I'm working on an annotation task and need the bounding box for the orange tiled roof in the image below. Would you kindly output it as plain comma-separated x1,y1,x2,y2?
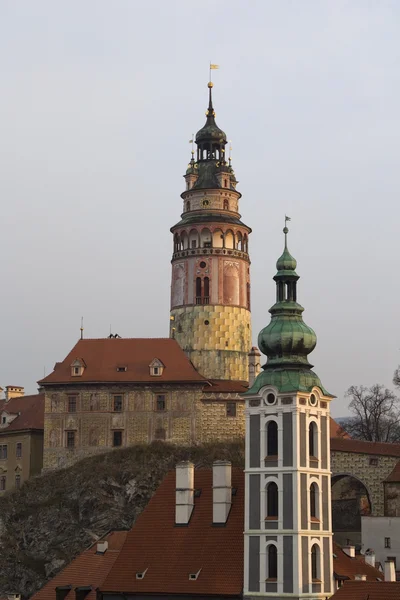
38,338,206,385
330,417,350,439
102,468,244,596
0,393,44,432
331,581,400,599
333,543,382,582
331,437,400,457
31,530,127,600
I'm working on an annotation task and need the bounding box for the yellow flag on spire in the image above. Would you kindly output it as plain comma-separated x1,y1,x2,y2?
210,64,219,69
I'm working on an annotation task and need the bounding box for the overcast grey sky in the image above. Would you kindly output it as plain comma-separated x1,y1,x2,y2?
0,1,399,415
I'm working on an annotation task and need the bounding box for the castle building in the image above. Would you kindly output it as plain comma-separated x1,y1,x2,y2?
170,82,252,381
243,226,335,598
39,82,255,471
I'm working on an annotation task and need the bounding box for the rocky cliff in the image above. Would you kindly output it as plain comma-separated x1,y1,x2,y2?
0,440,245,598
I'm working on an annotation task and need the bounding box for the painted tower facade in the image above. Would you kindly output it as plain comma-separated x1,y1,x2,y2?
244,226,334,599
170,82,251,382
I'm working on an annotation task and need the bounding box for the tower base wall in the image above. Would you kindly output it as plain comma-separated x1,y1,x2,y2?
171,305,251,381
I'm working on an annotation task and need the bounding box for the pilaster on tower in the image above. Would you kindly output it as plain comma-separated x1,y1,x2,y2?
170,82,252,382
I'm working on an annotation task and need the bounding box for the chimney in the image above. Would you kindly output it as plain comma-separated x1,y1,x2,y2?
248,347,261,387
5,386,24,402
354,574,367,581
175,462,194,525
342,545,356,558
385,560,396,582
96,540,108,554
212,460,232,524
364,549,376,568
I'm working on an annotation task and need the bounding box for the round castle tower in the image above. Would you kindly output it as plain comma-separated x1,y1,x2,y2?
169,82,251,381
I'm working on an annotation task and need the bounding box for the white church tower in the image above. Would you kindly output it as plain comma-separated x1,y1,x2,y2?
243,224,335,599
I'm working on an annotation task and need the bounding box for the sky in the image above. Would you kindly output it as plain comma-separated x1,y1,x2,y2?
0,1,399,415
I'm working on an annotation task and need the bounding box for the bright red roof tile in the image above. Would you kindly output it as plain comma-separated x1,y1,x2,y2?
38,338,205,385
333,543,382,581
31,531,127,600
330,417,350,439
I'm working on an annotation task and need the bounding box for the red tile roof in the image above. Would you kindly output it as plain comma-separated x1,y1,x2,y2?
385,460,400,482
331,581,400,599
331,437,400,457
330,417,350,439
333,543,382,582
0,393,44,432
102,468,244,596
31,530,127,600
203,380,249,394
38,339,206,385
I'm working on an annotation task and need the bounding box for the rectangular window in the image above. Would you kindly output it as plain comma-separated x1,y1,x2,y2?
0,476,6,491
156,395,166,411
226,402,237,417
74,367,80,375
68,396,77,413
113,395,123,412
15,474,21,490
16,443,22,459
66,431,75,448
113,431,122,447
385,538,391,549
1,417,6,424
369,457,379,466
0,445,8,460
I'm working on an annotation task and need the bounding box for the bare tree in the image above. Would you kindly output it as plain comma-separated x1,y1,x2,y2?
341,384,400,442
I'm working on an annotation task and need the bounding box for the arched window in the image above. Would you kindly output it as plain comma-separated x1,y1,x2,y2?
223,199,229,210
267,482,278,518
186,200,190,212
224,178,228,187
267,421,278,456
309,422,318,458
311,544,320,580
204,277,210,303
196,278,202,304
310,483,317,518
267,545,278,580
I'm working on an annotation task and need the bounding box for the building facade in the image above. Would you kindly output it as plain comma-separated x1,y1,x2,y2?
243,226,334,598
170,82,252,381
0,388,44,492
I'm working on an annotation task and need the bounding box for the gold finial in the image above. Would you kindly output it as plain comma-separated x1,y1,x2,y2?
208,81,213,88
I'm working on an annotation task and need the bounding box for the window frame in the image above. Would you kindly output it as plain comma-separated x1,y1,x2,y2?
67,395,77,413
66,431,75,449
311,543,321,581
266,481,279,519
266,420,278,457
113,430,123,447
0,445,8,460
385,537,391,549
16,442,22,459
113,395,123,412
266,544,278,580
15,474,21,489
226,402,237,418
156,395,166,411
0,475,6,491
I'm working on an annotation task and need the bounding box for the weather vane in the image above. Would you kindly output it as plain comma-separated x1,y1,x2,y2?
209,62,219,83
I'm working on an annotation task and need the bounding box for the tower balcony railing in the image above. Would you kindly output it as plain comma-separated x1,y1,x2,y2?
172,247,249,261
195,297,210,305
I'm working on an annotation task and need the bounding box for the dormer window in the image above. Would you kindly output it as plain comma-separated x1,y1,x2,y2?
116,366,127,372
71,358,85,377
149,358,165,377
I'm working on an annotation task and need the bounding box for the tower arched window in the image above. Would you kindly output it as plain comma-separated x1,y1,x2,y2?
223,199,229,210
311,544,320,581
204,277,210,303
267,421,278,456
224,178,228,187
310,483,318,519
266,482,278,518
196,277,202,304
186,200,190,212
309,422,318,458
267,544,278,580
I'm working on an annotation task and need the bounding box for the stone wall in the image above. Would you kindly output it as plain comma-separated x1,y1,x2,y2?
331,450,399,517
43,383,245,470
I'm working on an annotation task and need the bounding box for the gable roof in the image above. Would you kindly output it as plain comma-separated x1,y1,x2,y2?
102,468,244,597
38,338,206,385
0,393,44,432
385,459,400,482
330,417,350,439
31,530,127,600
331,437,400,457
333,543,382,582
331,581,400,599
